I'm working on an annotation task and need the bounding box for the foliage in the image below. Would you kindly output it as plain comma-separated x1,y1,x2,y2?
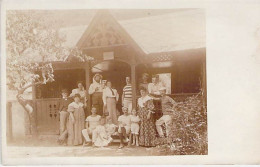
6,10,92,91
156,93,208,155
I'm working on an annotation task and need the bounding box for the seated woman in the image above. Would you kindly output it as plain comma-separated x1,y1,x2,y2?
92,117,113,147
82,107,101,144
118,107,131,149
67,94,85,146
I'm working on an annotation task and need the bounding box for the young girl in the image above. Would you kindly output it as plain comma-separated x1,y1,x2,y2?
130,109,140,146
92,117,113,147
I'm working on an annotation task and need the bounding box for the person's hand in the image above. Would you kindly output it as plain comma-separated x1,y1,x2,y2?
95,87,99,91
147,112,151,120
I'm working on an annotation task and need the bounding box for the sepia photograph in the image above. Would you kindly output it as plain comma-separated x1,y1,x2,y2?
4,8,207,158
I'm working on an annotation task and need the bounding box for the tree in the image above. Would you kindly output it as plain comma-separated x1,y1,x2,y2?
6,10,92,136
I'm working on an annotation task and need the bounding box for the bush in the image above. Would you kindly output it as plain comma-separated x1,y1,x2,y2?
156,93,208,155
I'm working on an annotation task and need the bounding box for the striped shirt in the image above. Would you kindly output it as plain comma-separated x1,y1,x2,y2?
123,85,132,101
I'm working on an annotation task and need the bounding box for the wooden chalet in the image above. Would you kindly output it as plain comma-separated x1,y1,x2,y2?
33,9,206,135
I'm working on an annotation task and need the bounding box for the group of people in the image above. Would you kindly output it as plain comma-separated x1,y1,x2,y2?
57,73,177,149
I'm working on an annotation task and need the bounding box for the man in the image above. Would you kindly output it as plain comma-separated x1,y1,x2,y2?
156,87,177,138
148,74,162,96
122,77,132,114
58,89,73,145
88,73,104,116
82,107,101,145
118,107,131,149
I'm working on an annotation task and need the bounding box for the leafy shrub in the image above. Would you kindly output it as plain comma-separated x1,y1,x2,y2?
156,93,208,155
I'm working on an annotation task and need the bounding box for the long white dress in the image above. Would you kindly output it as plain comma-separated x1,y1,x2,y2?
92,125,113,147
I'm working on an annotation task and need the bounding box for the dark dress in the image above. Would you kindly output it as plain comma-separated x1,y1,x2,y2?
138,96,157,147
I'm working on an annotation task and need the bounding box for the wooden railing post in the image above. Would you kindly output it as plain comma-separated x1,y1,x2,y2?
85,62,91,116
131,64,137,109
6,102,13,143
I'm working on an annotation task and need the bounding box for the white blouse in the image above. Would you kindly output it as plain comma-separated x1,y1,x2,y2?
102,87,119,105
138,95,152,108
68,102,84,112
70,88,86,98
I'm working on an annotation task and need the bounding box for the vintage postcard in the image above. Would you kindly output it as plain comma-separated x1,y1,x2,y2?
1,0,260,165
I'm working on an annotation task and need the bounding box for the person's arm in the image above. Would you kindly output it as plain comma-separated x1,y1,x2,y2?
147,83,152,94
122,89,125,103
85,120,89,129
115,89,119,102
88,84,95,95
67,104,75,123
102,89,107,106
70,89,77,97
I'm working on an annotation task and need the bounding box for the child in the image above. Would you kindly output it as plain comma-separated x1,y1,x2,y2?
118,107,131,149
105,117,118,136
82,107,101,144
130,109,140,146
92,117,113,147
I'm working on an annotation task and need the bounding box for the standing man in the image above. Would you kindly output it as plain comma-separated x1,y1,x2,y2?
122,76,132,114
58,89,73,145
88,73,104,116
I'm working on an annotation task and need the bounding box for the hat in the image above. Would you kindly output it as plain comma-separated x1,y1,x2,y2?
93,73,103,79
122,106,128,110
159,87,167,91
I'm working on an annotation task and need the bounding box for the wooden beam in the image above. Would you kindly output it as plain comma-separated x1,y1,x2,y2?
131,64,137,109
85,62,91,116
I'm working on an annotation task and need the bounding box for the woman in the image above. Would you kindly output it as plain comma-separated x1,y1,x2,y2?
70,81,87,106
102,81,119,125
67,94,86,146
137,87,157,147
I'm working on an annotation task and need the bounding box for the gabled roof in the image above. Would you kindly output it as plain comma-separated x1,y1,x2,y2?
76,10,145,57
59,9,205,55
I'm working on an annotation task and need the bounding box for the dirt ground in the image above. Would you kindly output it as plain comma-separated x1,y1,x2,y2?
6,144,165,158
5,135,167,158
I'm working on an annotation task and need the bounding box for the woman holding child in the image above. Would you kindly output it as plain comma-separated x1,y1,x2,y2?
137,87,157,147
67,93,86,146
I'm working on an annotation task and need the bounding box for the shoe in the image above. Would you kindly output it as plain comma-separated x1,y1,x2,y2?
124,138,129,143
118,144,124,149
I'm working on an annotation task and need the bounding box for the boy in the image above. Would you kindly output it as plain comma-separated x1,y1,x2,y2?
58,89,73,145
156,87,177,137
82,107,101,144
118,107,131,149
